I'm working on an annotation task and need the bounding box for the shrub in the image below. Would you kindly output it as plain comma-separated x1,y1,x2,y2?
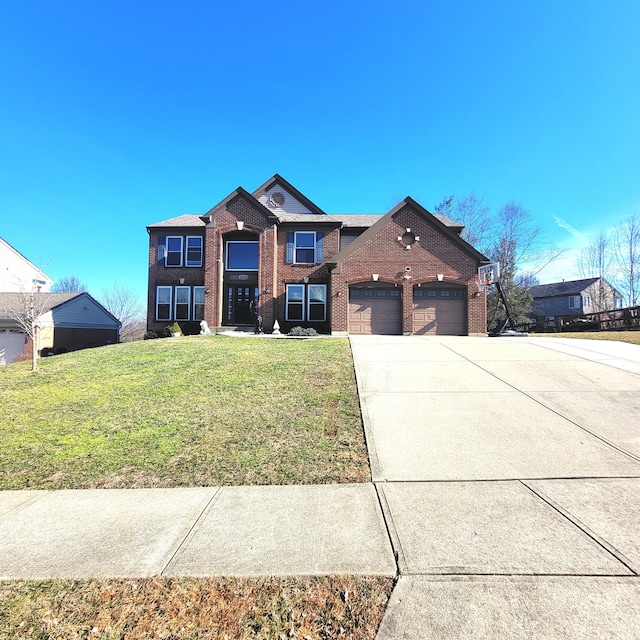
143,331,158,340
288,326,319,337
169,322,183,336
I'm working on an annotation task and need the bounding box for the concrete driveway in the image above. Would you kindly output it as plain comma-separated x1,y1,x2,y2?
349,335,640,639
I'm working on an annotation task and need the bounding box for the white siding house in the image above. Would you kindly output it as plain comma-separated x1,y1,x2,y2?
0,237,53,292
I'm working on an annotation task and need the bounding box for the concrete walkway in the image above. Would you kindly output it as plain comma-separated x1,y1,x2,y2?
1,335,639,638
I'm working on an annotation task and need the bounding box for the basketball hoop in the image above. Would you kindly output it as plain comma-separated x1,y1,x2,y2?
478,263,500,290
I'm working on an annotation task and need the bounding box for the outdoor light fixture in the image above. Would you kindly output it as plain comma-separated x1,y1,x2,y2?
179,278,185,284
236,221,244,230
303,276,309,283
372,274,379,281
437,274,444,281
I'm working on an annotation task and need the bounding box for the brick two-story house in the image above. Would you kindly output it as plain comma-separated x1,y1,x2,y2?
146,175,489,336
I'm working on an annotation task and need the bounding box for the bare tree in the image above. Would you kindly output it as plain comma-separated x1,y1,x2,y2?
486,202,553,330
99,282,146,342
577,229,613,311
434,194,455,217
516,271,540,288
455,193,493,254
4,286,51,371
615,215,640,306
51,275,88,293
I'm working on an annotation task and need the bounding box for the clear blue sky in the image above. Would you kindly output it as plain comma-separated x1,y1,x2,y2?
1,0,639,305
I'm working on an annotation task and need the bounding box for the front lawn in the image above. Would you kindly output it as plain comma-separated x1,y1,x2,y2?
0,576,394,639
534,330,640,346
0,336,369,489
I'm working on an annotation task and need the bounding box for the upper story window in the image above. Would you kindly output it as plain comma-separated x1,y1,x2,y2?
286,231,324,264
166,237,183,266
582,295,591,309
295,232,316,264
185,236,203,267
568,295,581,310
226,241,259,271
157,236,203,268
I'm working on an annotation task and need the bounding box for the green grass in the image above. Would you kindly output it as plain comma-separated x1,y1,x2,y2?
534,330,640,346
0,336,369,489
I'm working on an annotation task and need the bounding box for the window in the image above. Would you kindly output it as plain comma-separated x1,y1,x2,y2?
166,237,183,267
286,231,324,264
226,241,259,270
582,295,591,309
294,232,316,263
286,284,327,322
569,295,581,309
156,286,172,321
286,284,305,321
175,286,191,321
308,285,327,321
186,237,203,267
193,286,205,321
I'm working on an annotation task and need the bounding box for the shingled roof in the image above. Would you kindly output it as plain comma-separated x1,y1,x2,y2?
528,278,600,298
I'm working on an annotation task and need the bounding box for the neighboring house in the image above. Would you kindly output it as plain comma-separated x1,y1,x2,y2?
0,237,52,292
528,277,623,329
0,292,121,365
147,174,489,336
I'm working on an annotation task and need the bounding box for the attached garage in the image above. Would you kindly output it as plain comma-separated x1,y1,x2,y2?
0,329,26,365
412,286,466,335
349,285,402,335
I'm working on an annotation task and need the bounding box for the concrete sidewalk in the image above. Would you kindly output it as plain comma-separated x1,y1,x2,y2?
349,335,640,639
1,335,639,638
0,484,395,580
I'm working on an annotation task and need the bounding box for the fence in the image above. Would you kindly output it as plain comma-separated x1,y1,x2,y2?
530,305,640,333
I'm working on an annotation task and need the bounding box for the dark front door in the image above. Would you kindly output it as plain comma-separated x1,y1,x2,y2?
227,285,254,325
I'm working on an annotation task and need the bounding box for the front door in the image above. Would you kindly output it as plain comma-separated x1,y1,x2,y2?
227,285,254,325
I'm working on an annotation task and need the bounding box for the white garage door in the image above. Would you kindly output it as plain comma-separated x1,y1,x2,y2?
349,286,402,335
412,287,466,335
0,330,26,365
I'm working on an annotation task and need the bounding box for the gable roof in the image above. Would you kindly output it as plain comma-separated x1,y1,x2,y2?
528,278,601,298
252,174,325,214
146,176,469,233
0,292,121,327
329,196,488,265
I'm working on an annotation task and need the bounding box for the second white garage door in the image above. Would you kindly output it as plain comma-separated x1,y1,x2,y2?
412,287,466,335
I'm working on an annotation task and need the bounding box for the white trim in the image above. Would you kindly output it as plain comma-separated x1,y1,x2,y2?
293,231,316,264
225,240,259,271
156,286,172,321
307,284,327,322
286,284,305,321
165,236,183,267
185,236,203,267
193,286,205,321
174,286,191,321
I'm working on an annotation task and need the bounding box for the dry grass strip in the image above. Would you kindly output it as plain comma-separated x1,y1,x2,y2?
0,576,394,639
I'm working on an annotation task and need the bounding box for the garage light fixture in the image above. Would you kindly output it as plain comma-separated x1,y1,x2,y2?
437,273,444,281
372,274,379,281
